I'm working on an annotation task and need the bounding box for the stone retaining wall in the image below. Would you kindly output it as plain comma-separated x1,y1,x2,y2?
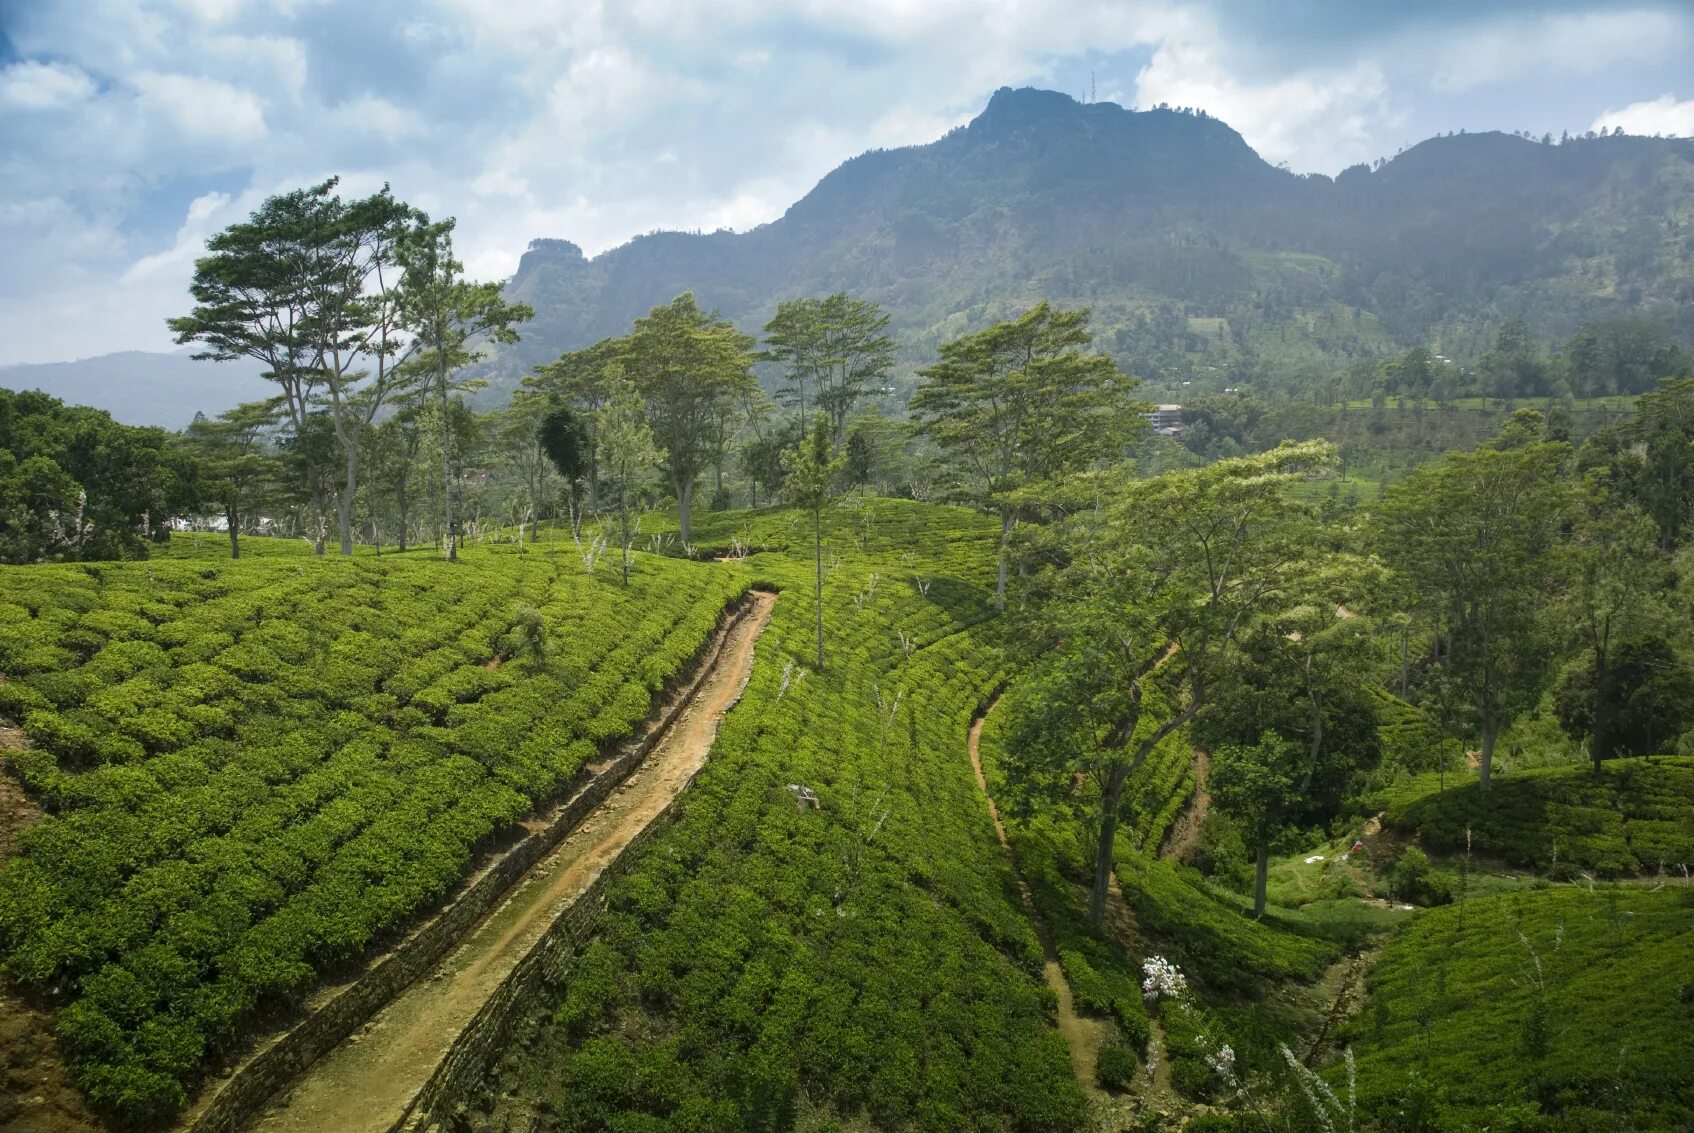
183,592,756,1133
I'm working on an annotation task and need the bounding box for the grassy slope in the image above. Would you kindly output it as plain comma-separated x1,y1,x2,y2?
476,499,1088,1131
0,544,745,1119
1345,886,1694,1131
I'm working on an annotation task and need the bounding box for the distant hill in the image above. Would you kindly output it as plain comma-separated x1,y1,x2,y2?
486,86,1694,400
0,351,271,429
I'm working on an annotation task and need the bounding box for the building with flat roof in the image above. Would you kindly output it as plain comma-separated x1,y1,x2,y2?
1143,404,1183,434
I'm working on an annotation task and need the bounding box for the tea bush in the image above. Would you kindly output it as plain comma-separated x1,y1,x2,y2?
1346,885,1694,1130
1385,757,1694,875
0,545,744,1120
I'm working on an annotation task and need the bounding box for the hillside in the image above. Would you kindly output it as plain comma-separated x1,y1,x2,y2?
0,354,270,429
488,87,1694,399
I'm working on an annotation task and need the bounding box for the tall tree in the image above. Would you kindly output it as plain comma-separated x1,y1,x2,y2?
763,293,897,447
783,418,843,671
171,178,422,556
526,337,621,509
169,181,333,552
1376,441,1573,789
622,293,756,545
1005,442,1335,926
397,219,532,562
597,376,663,586
911,302,1141,609
1559,493,1667,772
537,401,592,537
1208,732,1306,918
181,399,284,559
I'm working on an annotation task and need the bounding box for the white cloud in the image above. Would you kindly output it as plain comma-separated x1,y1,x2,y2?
134,72,267,142
0,61,98,110
1134,24,1396,170
334,94,427,139
1427,9,1690,94
1593,94,1694,138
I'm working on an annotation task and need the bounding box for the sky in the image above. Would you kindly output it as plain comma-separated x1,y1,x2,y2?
2,0,1693,365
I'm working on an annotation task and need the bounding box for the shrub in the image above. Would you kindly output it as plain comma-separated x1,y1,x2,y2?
1095,1041,1138,1092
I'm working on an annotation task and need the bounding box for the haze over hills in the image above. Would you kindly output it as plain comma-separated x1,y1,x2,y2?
0,351,270,429
489,85,1694,398
10,86,1694,422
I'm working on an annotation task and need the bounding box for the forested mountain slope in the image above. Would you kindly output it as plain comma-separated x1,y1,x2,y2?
489,86,1694,398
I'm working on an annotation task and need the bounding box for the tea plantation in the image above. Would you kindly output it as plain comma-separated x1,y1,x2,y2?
1345,885,1694,1131
474,500,1089,1131
0,545,746,1119
1385,757,1694,875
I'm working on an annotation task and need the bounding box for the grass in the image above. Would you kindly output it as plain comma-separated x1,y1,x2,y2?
1344,885,1694,1131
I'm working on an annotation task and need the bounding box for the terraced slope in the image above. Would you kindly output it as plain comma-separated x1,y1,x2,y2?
471,500,1089,1131
0,548,745,1122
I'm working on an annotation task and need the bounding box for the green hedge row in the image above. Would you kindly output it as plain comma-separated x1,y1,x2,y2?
1386,757,1694,875
477,505,1089,1131
0,546,743,1121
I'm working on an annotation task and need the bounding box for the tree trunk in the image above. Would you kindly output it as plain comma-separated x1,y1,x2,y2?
337,468,356,557
1253,842,1269,918
308,464,327,556
396,481,409,552
1479,717,1500,791
619,499,630,586
1090,762,1130,928
227,506,240,560
438,362,456,563
814,506,825,671
1591,654,1612,776
995,507,1013,612
677,477,694,545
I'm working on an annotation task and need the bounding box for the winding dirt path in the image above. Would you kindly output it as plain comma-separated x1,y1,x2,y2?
1158,750,1211,865
966,702,1105,1098
241,591,776,1133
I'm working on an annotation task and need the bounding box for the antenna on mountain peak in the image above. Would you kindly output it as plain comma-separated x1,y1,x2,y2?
1089,71,1096,104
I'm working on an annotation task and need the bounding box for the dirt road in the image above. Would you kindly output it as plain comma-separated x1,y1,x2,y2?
966,703,1106,1098
241,591,775,1133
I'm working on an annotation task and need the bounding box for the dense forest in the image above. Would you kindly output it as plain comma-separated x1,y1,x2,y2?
3,104,1694,1133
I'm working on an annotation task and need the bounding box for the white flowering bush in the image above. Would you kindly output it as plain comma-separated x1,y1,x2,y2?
1141,953,1189,1002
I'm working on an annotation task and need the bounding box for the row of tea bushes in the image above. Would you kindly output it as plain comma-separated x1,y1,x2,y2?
476,509,1090,1131
0,547,744,1120
1385,756,1694,875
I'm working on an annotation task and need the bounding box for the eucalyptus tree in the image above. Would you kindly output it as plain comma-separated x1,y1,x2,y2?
537,401,591,537
1005,442,1336,927
911,302,1141,609
597,376,663,586
526,337,622,509
763,293,896,447
397,218,532,562
1376,441,1573,789
621,293,756,545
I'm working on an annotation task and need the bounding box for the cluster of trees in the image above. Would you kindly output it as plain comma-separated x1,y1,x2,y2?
0,389,196,563
170,178,532,560
1000,382,1694,926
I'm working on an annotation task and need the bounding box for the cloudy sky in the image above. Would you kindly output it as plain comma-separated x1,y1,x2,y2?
3,0,1693,365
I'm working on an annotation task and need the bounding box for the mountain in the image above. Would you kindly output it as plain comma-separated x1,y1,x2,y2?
490,86,1694,398
0,351,272,428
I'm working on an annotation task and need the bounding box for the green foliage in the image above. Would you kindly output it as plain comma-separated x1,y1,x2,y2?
0,388,197,563
0,545,742,1118
1385,756,1694,875
1096,1041,1138,1092
1346,887,1694,1131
